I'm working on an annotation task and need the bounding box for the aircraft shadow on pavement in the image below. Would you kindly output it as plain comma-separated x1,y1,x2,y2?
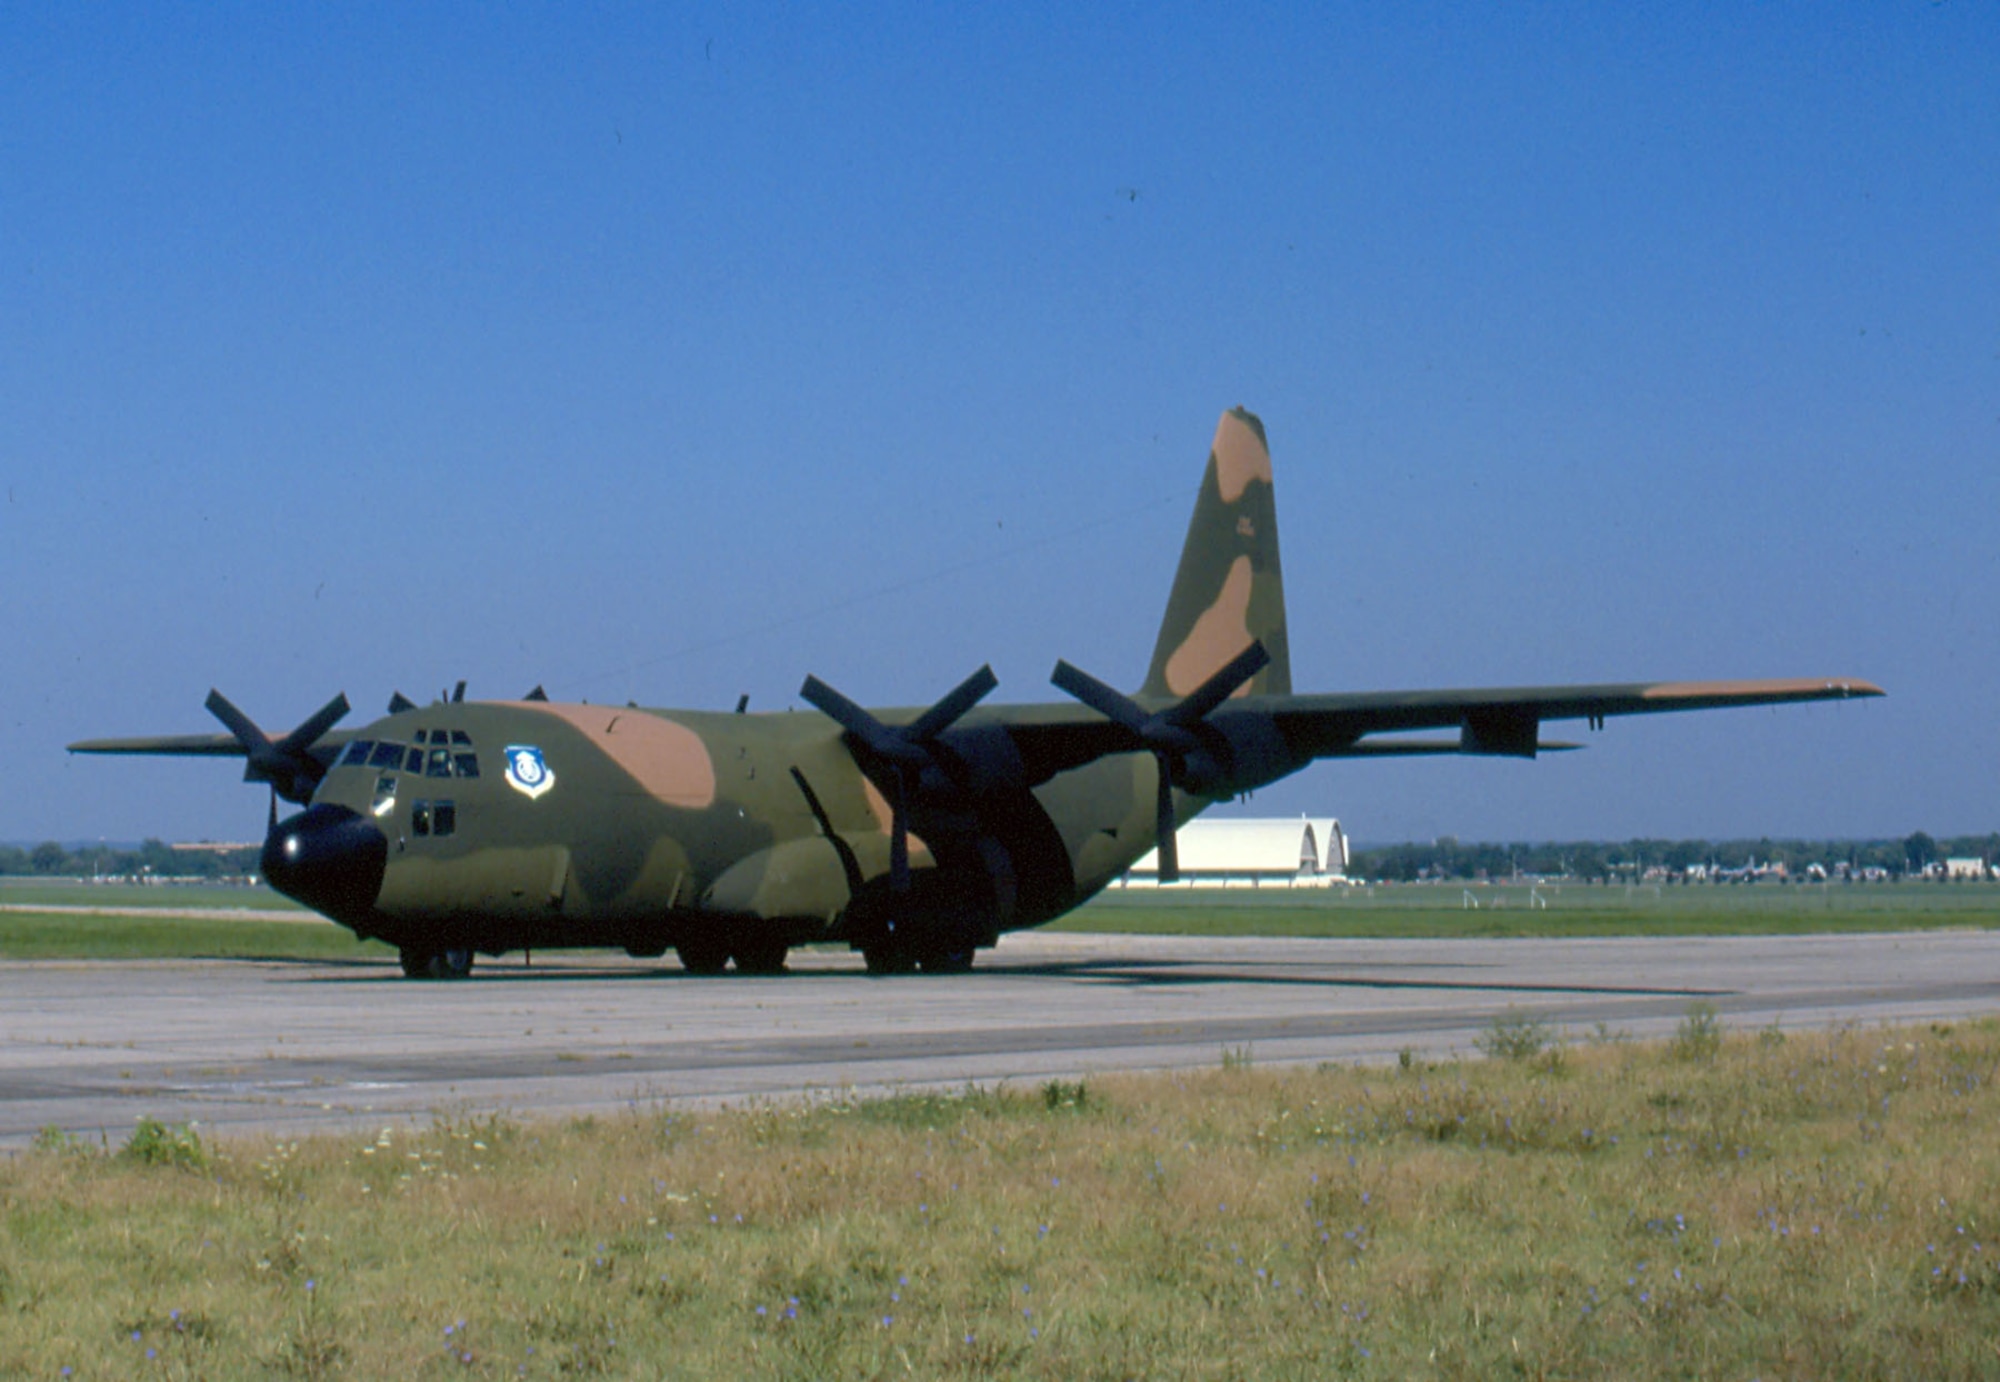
976,957,1728,999
273,953,1727,999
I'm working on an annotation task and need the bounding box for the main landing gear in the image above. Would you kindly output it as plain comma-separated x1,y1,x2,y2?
400,947,473,980
674,937,790,975
860,943,975,976
730,937,790,975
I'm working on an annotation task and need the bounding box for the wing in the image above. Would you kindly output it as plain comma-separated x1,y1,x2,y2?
67,731,357,765
986,676,1883,784
68,689,358,805
1257,677,1884,759
67,732,253,758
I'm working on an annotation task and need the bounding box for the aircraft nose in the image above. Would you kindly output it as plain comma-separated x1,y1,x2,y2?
262,804,388,921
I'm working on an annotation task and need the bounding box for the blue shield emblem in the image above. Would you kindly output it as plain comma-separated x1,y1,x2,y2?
503,745,556,800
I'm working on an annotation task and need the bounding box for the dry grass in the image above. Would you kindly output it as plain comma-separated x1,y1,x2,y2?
6,1017,2000,1377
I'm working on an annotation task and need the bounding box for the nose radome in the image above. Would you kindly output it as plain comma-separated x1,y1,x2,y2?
262,804,388,922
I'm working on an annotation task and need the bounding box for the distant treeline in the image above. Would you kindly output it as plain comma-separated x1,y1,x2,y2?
0,840,262,880
6,833,1996,886
1350,831,1997,883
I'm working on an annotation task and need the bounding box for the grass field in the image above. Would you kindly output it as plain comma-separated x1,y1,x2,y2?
0,879,307,911
0,878,387,961
4,878,1999,962
1059,880,2000,939
6,1016,2000,1377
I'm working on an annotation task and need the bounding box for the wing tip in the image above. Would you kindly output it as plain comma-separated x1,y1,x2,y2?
1642,677,1885,704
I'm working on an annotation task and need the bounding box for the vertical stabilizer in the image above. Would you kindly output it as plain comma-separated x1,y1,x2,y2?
1140,407,1291,699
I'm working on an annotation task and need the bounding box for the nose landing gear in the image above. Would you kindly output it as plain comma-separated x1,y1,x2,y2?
399,947,473,980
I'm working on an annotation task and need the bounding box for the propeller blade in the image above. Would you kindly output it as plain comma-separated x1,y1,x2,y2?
277,694,351,757
524,685,549,702
452,680,467,703
1050,660,1150,734
799,675,918,764
907,664,998,742
1154,763,1179,883
888,768,911,892
204,689,271,758
1051,643,1270,855
802,667,1004,894
205,689,348,806
388,691,417,714
799,673,870,733
1163,641,1270,727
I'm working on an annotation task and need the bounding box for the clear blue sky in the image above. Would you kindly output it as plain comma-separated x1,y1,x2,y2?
4,5,1993,846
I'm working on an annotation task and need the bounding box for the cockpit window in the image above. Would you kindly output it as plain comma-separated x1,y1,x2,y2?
404,747,424,773
367,742,404,769
454,753,480,778
411,800,457,838
427,747,454,778
451,730,472,746
342,740,375,767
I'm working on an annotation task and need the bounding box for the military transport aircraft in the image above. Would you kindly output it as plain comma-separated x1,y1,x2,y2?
72,409,1882,979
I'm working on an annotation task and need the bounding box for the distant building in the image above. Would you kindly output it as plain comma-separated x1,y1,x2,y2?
1117,817,1351,889
1945,857,1990,881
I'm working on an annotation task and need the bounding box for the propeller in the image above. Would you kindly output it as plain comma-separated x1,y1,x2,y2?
1049,641,1270,883
799,665,999,892
387,691,417,714
204,689,351,807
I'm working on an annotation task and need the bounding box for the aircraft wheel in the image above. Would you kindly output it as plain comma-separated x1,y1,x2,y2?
731,940,789,975
429,948,474,980
676,939,730,976
917,947,975,975
399,948,432,979
861,945,917,976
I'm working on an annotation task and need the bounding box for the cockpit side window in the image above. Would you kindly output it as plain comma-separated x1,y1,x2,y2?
342,741,376,767
367,742,404,769
427,747,454,778
404,747,424,773
453,753,480,778
410,800,457,838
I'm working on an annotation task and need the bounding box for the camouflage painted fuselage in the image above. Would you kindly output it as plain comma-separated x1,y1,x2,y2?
301,696,1190,960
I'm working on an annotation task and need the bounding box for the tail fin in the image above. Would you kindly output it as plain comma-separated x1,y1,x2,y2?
1141,407,1292,699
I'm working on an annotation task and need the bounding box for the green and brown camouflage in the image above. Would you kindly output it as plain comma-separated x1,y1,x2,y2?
1142,406,1290,700
71,408,1884,979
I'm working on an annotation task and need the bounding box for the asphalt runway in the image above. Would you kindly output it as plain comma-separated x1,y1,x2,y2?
3,930,1996,1148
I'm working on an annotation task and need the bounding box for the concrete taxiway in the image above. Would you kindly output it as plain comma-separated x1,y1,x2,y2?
2,930,1994,1147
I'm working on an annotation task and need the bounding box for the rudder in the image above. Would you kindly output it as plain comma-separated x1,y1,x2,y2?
1141,407,1291,699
